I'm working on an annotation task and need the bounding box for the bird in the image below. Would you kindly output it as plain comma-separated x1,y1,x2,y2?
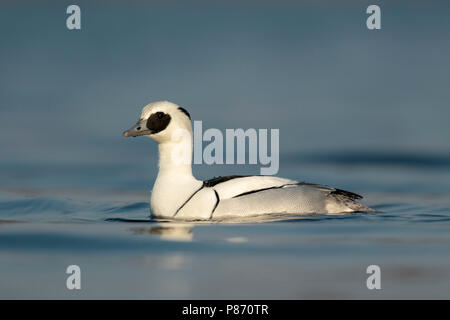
123,101,377,220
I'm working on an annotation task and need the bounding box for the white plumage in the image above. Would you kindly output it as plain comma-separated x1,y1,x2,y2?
123,101,376,220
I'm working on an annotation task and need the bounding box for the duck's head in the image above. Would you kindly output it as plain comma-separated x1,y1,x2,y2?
123,101,192,143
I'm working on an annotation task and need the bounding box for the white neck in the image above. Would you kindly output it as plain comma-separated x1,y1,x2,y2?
157,139,194,176
151,135,202,217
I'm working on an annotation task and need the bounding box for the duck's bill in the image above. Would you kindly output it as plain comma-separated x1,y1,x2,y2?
123,121,153,137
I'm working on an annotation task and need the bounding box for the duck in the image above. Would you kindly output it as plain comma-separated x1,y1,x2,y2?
123,101,376,220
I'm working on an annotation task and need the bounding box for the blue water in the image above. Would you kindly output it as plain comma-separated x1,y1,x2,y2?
1,1,450,299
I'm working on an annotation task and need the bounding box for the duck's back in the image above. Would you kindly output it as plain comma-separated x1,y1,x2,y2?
173,175,375,220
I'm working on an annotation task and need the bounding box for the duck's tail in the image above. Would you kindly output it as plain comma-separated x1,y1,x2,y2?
327,189,381,213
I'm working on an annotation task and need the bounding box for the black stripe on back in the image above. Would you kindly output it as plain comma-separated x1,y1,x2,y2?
232,183,298,198
203,175,249,188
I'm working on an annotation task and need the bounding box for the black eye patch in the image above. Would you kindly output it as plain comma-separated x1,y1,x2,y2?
146,112,171,133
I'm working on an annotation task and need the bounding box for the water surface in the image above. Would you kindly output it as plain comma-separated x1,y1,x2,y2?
1,0,450,299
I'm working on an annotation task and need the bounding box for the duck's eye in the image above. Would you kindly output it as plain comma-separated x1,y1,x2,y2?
146,112,171,134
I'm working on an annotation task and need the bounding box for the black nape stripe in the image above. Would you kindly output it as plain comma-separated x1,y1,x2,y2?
210,190,220,219
178,107,191,119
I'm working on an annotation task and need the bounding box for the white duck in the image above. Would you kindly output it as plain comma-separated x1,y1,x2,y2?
123,101,376,220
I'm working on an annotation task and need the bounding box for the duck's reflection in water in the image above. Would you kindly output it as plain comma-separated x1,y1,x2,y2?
129,223,194,242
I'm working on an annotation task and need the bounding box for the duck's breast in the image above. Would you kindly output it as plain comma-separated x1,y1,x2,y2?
175,187,218,220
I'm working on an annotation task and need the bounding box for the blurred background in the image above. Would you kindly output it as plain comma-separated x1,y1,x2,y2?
1,0,450,299
1,0,449,192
